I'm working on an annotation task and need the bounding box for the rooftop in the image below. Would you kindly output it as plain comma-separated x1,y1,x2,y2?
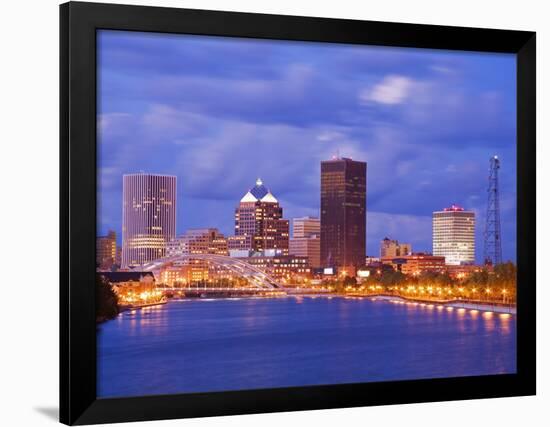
240,178,278,203
444,204,465,212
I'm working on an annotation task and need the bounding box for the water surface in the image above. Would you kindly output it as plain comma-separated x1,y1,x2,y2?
98,296,516,398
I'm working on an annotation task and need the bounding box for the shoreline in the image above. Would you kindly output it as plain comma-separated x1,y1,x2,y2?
113,293,516,315
360,294,516,314
119,299,168,312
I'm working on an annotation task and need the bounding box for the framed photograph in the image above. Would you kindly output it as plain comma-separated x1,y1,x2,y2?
60,1,536,425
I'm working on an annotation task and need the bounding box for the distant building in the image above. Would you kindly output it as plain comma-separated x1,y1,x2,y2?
433,204,475,265
167,228,228,257
382,253,446,276
99,271,156,298
445,264,484,279
121,173,177,268
227,235,253,254
158,266,187,287
320,157,367,270
231,178,289,255
380,237,411,258
158,264,215,286
289,236,321,268
240,254,310,281
293,216,320,238
115,247,122,267
365,256,380,265
165,228,228,284
97,230,117,270
289,216,321,268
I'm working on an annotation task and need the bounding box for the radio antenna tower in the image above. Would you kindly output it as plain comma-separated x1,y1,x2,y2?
483,155,503,266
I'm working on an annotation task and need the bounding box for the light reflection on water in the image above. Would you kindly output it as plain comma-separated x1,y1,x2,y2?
98,296,516,398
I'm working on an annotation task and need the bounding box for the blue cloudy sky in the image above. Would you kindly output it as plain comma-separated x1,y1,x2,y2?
97,30,517,263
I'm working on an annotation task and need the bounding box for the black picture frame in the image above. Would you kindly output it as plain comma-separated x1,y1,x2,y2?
60,1,536,425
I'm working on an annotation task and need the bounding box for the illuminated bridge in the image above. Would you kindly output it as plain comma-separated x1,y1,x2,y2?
141,253,282,289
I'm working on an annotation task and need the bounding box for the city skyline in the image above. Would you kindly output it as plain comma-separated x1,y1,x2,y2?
98,30,517,263
103,160,511,264
107,168,488,268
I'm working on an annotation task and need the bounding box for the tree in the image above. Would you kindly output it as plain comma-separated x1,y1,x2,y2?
492,262,517,285
343,276,357,286
379,270,406,286
96,275,119,323
466,269,489,286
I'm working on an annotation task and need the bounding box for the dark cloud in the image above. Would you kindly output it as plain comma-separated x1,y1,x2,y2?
97,30,517,263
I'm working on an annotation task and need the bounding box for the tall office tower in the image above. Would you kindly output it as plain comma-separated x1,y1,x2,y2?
320,157,367,271
483,155,503,265
380,237,412,258
229,178,289,255
290,217,321,268
432,204,475,265
293,216,320,238
121,173,177,268
96,230,117,270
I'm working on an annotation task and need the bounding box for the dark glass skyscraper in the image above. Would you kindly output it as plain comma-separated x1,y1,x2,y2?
320,157,367,272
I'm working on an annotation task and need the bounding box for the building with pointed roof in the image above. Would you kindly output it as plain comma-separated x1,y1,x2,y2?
239,178,279,204
228,178,289,255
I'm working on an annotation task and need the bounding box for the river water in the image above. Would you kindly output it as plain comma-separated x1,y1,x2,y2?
97,296,516,398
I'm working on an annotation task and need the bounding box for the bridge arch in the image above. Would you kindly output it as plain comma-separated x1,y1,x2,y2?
141,254,281,289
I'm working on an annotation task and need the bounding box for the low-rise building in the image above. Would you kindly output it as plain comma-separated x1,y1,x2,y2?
445,264,484,279
365,256,381,265
382,253,446,276
167,228,228,256
380,237,412,258
227,235,253,254
97,230,117,270
165,228,228,283
289,235,321,268
99,271,156,301
239,254,310,281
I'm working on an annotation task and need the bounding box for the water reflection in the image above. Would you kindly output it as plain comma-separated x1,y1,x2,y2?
98,297,516,398
499,313,512,334
482,311,495,332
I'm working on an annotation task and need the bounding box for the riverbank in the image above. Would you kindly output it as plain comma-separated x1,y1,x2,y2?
354,294,516,314
119,299,167,312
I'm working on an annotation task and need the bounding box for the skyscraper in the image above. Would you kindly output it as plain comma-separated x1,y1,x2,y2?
228,178,289,255
432,204,475,265
320,157,367,271
121,173,177,268
289,217,321,268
